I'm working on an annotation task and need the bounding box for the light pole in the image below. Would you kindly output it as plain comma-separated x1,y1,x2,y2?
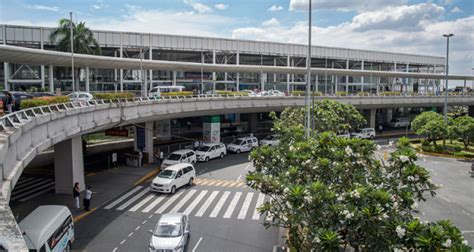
304,0,312,138
442,33,453,126
69,12,75,92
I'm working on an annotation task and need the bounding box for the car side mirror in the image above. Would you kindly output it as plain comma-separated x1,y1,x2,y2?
149,230,153,235
184,230,189,234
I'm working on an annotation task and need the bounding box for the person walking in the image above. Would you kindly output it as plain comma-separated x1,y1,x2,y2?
83,186,95,211
187,121,192,131
73,182,80,209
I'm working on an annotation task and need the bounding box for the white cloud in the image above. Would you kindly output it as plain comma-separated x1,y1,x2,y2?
92,5,101,10
289,0,405,12
27,4,59,12
184,0,213,13
450,6,462,13
262,18,280,26
214,4,229,10
268,5,284,12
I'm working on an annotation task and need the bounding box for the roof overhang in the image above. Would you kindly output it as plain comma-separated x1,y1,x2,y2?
0,45,473,81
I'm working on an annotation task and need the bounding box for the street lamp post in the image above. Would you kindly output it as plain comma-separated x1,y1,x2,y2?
442,33,453,126
69,12,75,92
305,0,312,138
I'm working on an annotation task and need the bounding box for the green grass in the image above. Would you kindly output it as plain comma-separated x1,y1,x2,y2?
412,139,474,158
83,132,131,144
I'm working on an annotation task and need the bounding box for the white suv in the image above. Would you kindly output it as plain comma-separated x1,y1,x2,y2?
259,134,280,146
195,143,227,162
227,136,259,154
161,149,196,169
151,163,196,194
351,128,376,139
388,118,410,128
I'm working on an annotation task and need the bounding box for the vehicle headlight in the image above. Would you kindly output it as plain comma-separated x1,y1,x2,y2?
174,244,183,251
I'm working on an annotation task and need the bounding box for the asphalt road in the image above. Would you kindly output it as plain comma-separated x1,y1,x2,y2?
73,152,278,252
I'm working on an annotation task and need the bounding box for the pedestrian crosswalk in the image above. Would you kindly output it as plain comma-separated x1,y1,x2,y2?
103,186,268,221
10,176,55,202
193,178,247,188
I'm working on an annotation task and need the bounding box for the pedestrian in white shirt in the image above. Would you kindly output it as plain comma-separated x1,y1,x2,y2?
83,186,95,211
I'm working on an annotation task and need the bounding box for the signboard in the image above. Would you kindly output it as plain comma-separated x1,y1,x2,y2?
136,127,145,151
105,128,129,137
203,115,220,143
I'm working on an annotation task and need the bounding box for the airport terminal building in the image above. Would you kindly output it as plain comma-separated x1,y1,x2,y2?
1,24,445,94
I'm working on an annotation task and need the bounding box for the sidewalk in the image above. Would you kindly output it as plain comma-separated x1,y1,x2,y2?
10,164,159,223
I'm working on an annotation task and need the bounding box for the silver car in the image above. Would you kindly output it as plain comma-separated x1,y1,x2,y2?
149,213,190,252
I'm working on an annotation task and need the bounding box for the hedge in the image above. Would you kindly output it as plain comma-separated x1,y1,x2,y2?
215,91,249,96
380,91,402,96
160,91,194,97
20,96,70,109
290,91,322,96
357,92,370,96
93,92,135,100
335,91,348,96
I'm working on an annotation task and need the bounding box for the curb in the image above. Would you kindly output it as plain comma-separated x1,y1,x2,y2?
416,149,474,161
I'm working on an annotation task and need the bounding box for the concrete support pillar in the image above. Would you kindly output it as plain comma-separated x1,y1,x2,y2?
369,108,376,129
172,71,177,86
40,65,45,90
248,113,258,133
273,58,277,86
212,50,216,91
361,60,365,93
469,106,474,117
287,55,290,93
315,75,319,92
85,66,90,93
406,63,409,93
120,32,124,92
143,70,148,97
224,55,228,82
149,40,153,92
49,65,54,94
236,50,240,91
40,27,45,90
145,121,154,164
156,120,171,141
346,59,349,93
203,115,220,143
3,62,9,91
54,137,85,194
114,51,118,82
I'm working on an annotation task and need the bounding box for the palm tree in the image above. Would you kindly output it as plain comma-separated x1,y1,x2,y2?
49,19,101,91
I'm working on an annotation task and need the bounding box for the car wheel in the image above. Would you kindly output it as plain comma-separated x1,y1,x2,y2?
236,149,241,154
220,153,224,159
188,178,194,186
171,186,176,194
370,135,374,140
205,157,209,162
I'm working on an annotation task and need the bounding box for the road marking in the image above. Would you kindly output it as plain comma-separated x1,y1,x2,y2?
11,181,54,201
155,191,184,214
18,183,56,202
209,191,230,218
236,175,242,181
142,195,166,213
149,214,154,219
195,191,219,217
128,232,134,237
129,194,154,212
116,187,150,211
227,181,240,187
238,192,254,219
170,190,197,213
223,192,242,219
120,239,126,245
207,180,221,186
142,220,147,224
252,193,266,220
245,163,251,170
112,247,118,252
135,226,141,231
192,237,203,252
183,190,208,215
221,181,233,187
104,186,143,209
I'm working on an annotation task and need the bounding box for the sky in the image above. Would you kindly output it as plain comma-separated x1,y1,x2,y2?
0,0,473,78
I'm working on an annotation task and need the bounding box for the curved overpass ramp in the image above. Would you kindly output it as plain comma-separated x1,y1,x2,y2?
0,94,473,250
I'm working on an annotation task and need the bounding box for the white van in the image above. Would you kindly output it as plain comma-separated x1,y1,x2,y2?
195,143,227,162
351,128,376,139
19,205,74,252
151,163,196,194
149,86,185,98
388,118,410,128
227,136,258,154
161,149,196,169
259,134,280,146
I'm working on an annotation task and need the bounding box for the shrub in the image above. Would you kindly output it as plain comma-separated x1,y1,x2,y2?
420,139,430,147
93,92,135,100
160,91,194,97
215,91,249,96
335,91,348,96
357,92,370,96
20,95,70,109
380,91,401,96
290,91,322,96
454,151,474,158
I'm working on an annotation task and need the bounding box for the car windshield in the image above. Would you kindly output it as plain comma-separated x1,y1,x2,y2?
167,154,182,160
264,135,274,140
158,170,176,179
235,140,245,145
353,130,362,133
154,223,182,237
197,146,210,152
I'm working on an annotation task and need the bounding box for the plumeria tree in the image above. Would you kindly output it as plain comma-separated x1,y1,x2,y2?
411,111,448,146
247,102,470,251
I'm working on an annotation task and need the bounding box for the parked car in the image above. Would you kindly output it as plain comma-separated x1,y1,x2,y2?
195,143,227,162
67,92,93,102
351,128,376,139
161,149,196,169
260,134,280,146
336,131,351,138
149,213,190,252
388,118,410,128
227,136,258,154
151,163,196,194
266,90,285,97
31,92,55,97
241,89,257,96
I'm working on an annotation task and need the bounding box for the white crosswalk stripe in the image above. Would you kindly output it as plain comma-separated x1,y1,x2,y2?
209,191,230,218
129,194,155,212
155,191,184,214
252,193,266,220
11,179,53,196
223,192,242,219
11,181,55,202
142,195,167,213
104,186,143,209
169,190,197,213
195,191,219,217
237,192,254,219
183,190,208,215
117,187,151,211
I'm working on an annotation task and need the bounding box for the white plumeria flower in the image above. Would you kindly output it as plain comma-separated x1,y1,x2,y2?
442,239,452,248
462,240,468,245
396,226,406,238
314,237,321,243
399,155,409,162
345,146,353,156
304,195,312,203
289,145,295,152
376,145,382,150
283,187,290,194
407,176,415,182
382,213,389,219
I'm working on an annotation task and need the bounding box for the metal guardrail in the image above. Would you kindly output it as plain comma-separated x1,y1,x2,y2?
0,93,472,132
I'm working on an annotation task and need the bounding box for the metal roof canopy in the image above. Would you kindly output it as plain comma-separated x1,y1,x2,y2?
0,45,473,81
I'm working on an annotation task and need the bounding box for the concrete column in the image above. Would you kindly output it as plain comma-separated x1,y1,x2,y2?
236,50,240,91
212,51,216,92
369,108,376,129
331,61,335,94
405,63,409,93
120,32,124,92
469,106,474,117
156,120,171,141
172,71,177,86
145,121,154,164
203,115,220,143
54,137,85,194
273,58,277,86
3,62,9,91
346,59,349,93
114,51,118,81
40,27,45,90
143,70,148,97
315,75,319,92
248,113,258,133
287,55,290,93
224,55,228,82
40,66,45,90
149,38,153,92
361,60,365,93
85,66,90,93
49,65,54,93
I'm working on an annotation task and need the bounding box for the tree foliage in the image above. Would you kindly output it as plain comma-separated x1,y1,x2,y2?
411,112,448,146
452,115,474,149
247,103,471,251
